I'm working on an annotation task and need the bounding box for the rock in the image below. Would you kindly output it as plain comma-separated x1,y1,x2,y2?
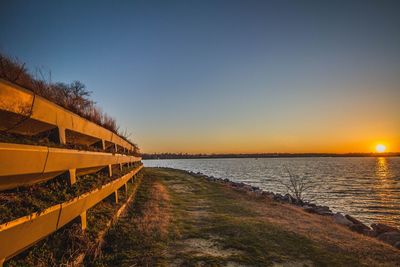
304,202,317,208
333,213,353,227
277,194,297,204
319,205,331,211
361,229,377,237
282,194,291,202
242,185,253,191
340,215,371,234
303,206,315,213
349,223,371,234
317,210,333,216
238,182,246,187
261,191,275,200
304,206,316,213
371,223,399,235
304,205,333,216
377,231,400,246
345,215,364,225
316,205,330,211
253,189,263,196
288,195,297,204
394,241,400,249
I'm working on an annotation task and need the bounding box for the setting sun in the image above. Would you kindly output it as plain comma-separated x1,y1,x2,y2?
376,144,386,153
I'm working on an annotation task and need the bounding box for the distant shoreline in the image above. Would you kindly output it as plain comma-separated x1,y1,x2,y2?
142,152,400,160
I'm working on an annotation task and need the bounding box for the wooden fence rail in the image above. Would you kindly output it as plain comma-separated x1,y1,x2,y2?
0,142,141,190
0,165,143,265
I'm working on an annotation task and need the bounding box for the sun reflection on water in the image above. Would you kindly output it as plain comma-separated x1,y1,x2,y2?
373,156,398,226
376,157,388,179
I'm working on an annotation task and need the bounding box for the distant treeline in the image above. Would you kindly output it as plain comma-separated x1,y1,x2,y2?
142,152,400,160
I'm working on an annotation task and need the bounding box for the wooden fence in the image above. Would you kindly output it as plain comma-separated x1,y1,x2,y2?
0,165,143,265
0,79,144,265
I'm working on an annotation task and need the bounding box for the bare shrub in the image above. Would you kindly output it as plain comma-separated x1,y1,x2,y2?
279,166,314,202
0,54,27,82
102,114,117,133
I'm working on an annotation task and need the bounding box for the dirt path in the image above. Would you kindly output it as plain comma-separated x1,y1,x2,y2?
91,168,400,267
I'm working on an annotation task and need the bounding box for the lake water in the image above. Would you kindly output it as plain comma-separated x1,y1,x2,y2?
144,157,400,228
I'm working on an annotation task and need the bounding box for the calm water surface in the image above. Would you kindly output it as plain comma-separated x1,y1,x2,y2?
144,157,400,228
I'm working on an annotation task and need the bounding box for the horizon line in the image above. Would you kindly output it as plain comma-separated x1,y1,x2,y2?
141,152,400,159
142,152,400,155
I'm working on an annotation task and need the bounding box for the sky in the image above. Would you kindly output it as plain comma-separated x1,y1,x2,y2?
1,0,399,153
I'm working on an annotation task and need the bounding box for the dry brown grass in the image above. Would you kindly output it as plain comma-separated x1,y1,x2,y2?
91,174,172,266
230,188,400,266
134,182,171,239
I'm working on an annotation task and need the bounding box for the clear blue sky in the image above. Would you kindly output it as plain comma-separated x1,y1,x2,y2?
1,0,399,153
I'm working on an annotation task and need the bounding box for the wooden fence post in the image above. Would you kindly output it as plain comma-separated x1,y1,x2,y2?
114,190,119,204
68,169,76,185
58,126,66,144
80,211,87,230
108,165,112,177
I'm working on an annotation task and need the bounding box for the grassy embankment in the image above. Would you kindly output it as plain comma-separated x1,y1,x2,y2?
92,167,400,267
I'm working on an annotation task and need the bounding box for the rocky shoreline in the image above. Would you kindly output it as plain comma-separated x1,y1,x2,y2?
187,170,400,250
